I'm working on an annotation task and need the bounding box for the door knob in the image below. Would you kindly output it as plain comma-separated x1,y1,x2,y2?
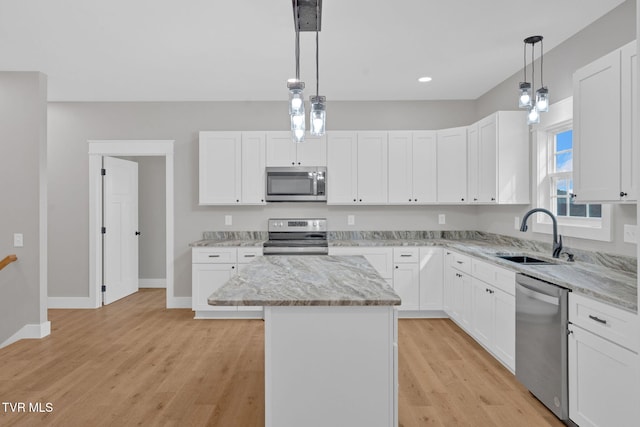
135,231,141,236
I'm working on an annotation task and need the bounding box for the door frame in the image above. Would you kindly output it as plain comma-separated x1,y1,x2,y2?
88,140,176,308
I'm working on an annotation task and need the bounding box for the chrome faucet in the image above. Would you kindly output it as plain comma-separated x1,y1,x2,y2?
520,208,563,258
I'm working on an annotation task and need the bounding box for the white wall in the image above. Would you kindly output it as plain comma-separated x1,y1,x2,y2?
0,72,48,345
47,100,477,299
475,0,637,257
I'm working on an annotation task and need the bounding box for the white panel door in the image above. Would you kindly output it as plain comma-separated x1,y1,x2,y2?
357,131,388,204
192,263,237,312
103,156,139,305
437,127,467,203
467,123,479,202
393,263,420,311
470,278,493,347
620,41,637,201
477,115,497,203
573,49,621,202
418,247,443,310
493,288,515,371
412,131,437,203
388,131,413,204
327,132,358,204
199,131,241,204
266,131,297,166
296,134,327,166
241,132,266,204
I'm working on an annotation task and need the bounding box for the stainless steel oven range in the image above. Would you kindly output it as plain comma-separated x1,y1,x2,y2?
263,218,328,255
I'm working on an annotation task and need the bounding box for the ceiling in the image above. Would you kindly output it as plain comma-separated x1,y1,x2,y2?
0,0,627,102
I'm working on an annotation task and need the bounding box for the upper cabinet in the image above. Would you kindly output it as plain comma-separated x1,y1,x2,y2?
199,131,266,205
266,131,327,167
437,127,468,203
388,131,437,204
468,111,529,204
573,40,637,203
327,131,388,204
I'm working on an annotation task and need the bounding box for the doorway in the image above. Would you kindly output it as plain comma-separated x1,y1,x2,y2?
88,140,175,308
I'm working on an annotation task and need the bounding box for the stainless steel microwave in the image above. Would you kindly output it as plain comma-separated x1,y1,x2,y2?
265,167,327,202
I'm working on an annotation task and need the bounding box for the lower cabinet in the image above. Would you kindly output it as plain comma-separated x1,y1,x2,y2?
418,247,444,311
192,246,263,317
568,293,639,427
393,248,420,311
444,250,515,372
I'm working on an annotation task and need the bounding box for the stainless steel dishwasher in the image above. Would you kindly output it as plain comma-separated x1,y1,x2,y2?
515,273,570,424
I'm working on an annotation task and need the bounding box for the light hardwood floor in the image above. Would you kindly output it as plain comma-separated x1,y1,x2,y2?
0,289,564,426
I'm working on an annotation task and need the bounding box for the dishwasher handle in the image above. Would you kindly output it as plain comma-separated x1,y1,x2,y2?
516,273,567,298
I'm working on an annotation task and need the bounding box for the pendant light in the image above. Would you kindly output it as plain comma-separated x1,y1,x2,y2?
518,35,549,124
309,0,326,136
288,0,305,143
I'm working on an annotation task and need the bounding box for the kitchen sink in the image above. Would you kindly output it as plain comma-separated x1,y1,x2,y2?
495,255,557,265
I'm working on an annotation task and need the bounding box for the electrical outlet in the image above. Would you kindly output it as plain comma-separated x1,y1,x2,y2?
623,224,637,244
225,215,232,226
515,216,520,230
13,233,23,248
347,215,355,226
438,214,446,225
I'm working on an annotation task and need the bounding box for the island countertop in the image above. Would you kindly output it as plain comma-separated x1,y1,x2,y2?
208,255,401,307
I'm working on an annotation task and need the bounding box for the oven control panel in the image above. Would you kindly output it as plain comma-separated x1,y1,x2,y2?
268,218,327,232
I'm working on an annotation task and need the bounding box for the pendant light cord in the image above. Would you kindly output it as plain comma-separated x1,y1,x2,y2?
530,41,535,96
315,1,320,96
294,0,300,80
540,39,544,87
523,41,527,83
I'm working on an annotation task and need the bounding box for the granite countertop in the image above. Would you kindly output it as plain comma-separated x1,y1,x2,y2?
193,231,637,313
208,255,401,307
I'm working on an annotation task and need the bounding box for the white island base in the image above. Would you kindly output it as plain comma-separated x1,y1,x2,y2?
265,305,398,427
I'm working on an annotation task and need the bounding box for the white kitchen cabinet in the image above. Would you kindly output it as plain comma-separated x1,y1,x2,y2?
192,247,238,313
436,127,468,203
443,250,472,329
192,247,263,317
266,131,327,167
328,246,393,280
467,112,529,204
418,247,443,311
388,131,437,204
392,247,420,311
573,40,637,202
327,131,388,204
568,292,639,427
199,131,242,205
199,131,266,205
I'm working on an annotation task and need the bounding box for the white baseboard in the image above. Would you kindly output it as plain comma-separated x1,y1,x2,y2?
167,296,191,309
139,279,166,288
48,296,99,309
1,321,51,349
398,310,448,319
194,310,264,319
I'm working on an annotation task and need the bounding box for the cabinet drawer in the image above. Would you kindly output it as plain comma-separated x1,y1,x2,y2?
393,247,419,263
569,293,639,352
449,251,471,274
192,248,237,264
238,247,263,263
471,258,516,296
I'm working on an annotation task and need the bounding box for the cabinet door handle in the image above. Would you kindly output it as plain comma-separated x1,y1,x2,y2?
588,315,607,325
244,254,256,258
231,265,235,269
400,254,412,257
620,191,628,197
208,255,220,258
456,260,464,264
395,265,399,269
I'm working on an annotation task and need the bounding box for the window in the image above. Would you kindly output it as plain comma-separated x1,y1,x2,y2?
533,97,611,241
548,128,601,220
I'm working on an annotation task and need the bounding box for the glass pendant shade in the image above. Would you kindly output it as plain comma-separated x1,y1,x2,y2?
310,96,326,136
287,81,305,116
519,82,532,109
527,106,540,125
291,112,306,143
536,87,549,112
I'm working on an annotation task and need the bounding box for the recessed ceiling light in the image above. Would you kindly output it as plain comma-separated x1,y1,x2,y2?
418,76,432,83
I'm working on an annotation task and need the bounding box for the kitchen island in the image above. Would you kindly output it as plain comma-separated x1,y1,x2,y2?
208,255,401,427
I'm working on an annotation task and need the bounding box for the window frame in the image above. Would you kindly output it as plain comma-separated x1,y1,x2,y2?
531,97,612,242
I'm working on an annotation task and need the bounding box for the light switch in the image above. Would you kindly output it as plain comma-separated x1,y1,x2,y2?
14,233,23,248
225,215,232,226
438,214,446,225
347,215,355,225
